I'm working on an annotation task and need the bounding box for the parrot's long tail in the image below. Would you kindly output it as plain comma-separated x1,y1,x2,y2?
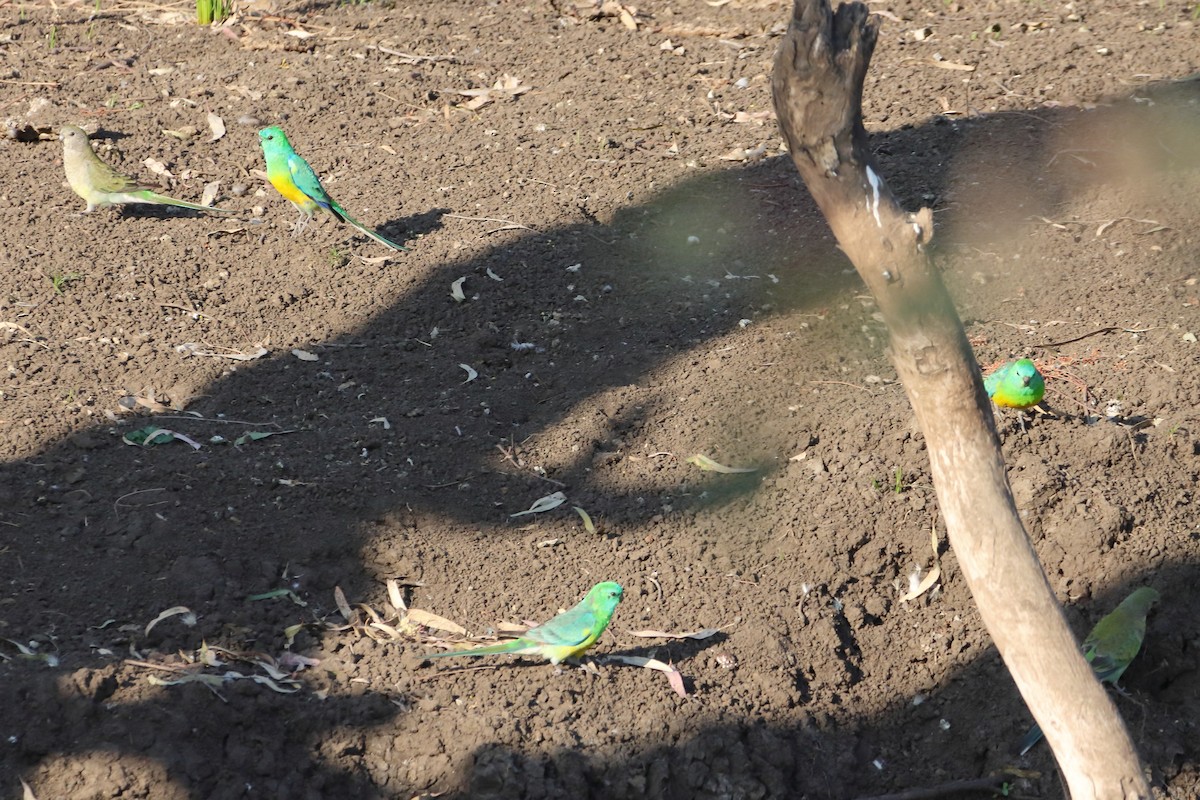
426,640,524,658
143,191,235,214
334,203,410,251
1017,723,1044,756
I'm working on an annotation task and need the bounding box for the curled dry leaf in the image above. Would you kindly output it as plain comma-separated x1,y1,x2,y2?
233,430,295,446
292,348,320,361
3,639,60,667
407,608,467,635
202,181,221,207
718,143,769,162
454,74,532,110
386,578,407,613
145,605,197,636
572,506,597,533
732,110,775,124
207,112,226,141
143,157,173,178
122,427,202,449
604,654,688,698
333,586,354,622
176,342,269,360
626,628,721,640
510,490,567,517
450,276,468,302
929,57,975,71
686,454,757,473
277,652,320,672
459,363,478,383
900,524,942,602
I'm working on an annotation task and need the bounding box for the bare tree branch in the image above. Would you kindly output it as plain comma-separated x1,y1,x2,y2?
771,1,1153,797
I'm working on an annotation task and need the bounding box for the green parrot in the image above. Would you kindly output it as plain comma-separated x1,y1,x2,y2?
427,581,623,665
1019,586,1159,755
257,126,408,251
59,125,233,214
984,358,1046,410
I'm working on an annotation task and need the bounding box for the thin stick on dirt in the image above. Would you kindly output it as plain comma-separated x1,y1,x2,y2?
771,0,1152,797
150,415,283,427
444,213,540,233
1036,325,1157,348
852,772,1034,800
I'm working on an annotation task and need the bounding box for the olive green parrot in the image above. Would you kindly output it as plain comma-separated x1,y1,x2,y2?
59,125,233,214
1019,586,1159,755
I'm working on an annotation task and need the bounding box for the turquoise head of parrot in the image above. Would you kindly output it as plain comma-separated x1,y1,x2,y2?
588,581,624,611
258,125,291,152
985,358,1046,409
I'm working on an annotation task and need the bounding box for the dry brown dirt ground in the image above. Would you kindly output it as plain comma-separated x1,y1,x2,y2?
1,0,1198,797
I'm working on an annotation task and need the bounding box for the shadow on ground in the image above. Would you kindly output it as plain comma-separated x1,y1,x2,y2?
2,84,1198,798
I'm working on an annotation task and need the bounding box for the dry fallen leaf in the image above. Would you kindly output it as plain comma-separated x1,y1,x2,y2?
605,654,689,697
510,491,567,517
207,112,226,141
626,628,721,640
407,608,467,635
334,586,354,622
201,181,221,207
732,110,775,124
143,157,173,179
686,454,757,473
387,579,407,613
900,524,942,602
145,606,197,636
573,506,597,533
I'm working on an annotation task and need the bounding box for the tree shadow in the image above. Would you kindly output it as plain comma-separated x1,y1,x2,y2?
1,80,1198,798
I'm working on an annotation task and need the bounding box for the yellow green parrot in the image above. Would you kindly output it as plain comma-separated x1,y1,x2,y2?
427,581,623,665
257,126,408,251
1019,586,1159,755
59,125,233,214
984,358,1046,410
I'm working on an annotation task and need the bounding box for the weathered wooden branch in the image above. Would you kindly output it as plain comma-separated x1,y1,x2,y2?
771,1,1152,797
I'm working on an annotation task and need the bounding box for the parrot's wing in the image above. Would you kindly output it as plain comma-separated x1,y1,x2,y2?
286,152,333,206
88,158,146,194
1088,651,1128,683
1083,612,1144,683
523,605,598,648
983,370,1001,397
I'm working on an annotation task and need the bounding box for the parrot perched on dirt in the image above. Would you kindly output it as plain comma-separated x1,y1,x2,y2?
59,125,233,214
427,581,624,665
984,358,1046,410
257,125,408,251
1018,586,1160,755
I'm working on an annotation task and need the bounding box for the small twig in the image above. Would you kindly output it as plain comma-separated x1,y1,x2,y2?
444,213,539,233
113,487,167,514
809,380,875,391
160,303,224,324
0,79,60,87
415,663,504,681
1036,326,1156,348
423,478,470,489
372,45,461,64
853,772,1030,800
150,415,282,427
